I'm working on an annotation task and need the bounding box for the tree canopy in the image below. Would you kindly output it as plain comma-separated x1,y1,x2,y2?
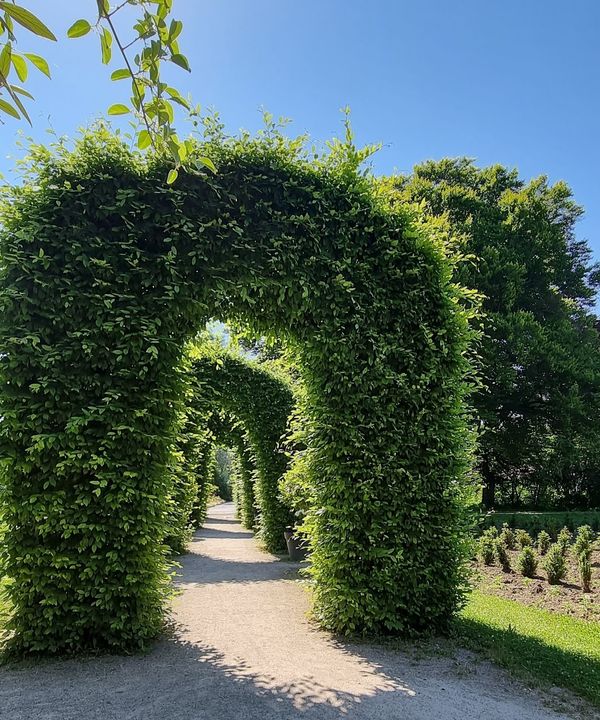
391,159,600,508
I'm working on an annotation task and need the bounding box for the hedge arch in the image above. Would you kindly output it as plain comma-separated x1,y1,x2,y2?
208,413,257,530
0,128,475,654
189,348,295,552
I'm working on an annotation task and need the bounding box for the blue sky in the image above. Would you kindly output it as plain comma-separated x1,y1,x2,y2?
1,0,599,269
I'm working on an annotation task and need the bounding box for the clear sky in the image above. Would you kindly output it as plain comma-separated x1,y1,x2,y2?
1,0,599,267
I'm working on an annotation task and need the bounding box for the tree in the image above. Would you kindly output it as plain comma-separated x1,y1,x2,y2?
0,0,212,180
390,159,600,508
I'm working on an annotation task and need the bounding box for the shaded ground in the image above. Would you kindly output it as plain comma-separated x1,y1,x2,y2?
474,548,600,621
0,503,591,719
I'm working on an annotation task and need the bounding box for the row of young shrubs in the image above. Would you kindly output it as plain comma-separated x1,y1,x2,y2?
478,524,596,592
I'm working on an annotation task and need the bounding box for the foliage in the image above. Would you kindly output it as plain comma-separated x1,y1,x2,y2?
578,554,592,593
543,544,567,585
391,160,600,511
478,535,495,566
499,523,515,550
457,591,600,707
0,1,206,176
0,124,479,651
233,436,257,530
278,355,317,527
163,353,212,553
557,526,573,555
515,529,532,548
516,546,538,578
494,539,511,572
573,524,594,560
537,531,551,555
211,447,233,502
0,0,209,178
188,344,295,552
482,510,600,536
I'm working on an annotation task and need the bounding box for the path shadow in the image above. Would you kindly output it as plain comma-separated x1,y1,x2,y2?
175,554,299,586
0,627,581,720
197,527,256,540
0,633,403,720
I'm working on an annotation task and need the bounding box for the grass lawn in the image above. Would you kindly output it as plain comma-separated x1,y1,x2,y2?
456,590,600,707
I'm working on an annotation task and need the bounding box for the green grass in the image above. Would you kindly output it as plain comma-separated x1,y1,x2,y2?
456,590,600,707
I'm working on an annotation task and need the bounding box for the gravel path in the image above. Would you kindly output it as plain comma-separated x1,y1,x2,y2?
0,502,590,719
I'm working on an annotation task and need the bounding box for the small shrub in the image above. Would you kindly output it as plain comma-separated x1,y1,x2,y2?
515,529,533,548
557,526,573,555
479,535,495,565
574,525,594,560
536,530,551,555
499,523,515,550
543,544,567,585
578,553,592,593
517,546,538,578
495,539,511,572
486,525,499,539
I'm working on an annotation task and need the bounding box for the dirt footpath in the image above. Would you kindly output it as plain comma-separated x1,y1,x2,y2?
0,502,589,719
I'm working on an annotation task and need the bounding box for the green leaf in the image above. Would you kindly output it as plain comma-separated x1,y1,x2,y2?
11,53,27,82
107,103,130,115
170,53,190,72
137,129,151,149
166,168,178,185
198,156,217,173
111,68,130,81
12,84,34,99
0,2,57,40
10,88,30,123
67,19,91,39
159,98,174,124
166,87,190,110
0,42,11,77
0,97,19,118
169,19,183,40
24,53,50,78
100,27,112,64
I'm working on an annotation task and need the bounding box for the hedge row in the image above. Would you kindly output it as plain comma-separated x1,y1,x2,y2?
481,511,600,536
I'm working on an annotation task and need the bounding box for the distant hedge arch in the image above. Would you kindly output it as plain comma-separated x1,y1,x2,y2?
208,412,257,530
0,128,475,654
189,349,295,552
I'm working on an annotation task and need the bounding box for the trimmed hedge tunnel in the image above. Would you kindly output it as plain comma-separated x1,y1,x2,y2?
188,349,295,553
205,410,258,531
0,128,476,654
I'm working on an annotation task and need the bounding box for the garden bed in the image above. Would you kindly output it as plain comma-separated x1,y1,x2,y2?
473,547,600,621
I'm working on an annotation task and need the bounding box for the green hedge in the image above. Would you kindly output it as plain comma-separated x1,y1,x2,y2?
0,127,476,653
481,511,600,536
164,355,211,553
230,438,257,530
207,410,257,530
189,346,295,552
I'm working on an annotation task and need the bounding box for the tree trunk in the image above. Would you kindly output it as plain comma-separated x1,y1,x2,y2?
481,458,496,508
